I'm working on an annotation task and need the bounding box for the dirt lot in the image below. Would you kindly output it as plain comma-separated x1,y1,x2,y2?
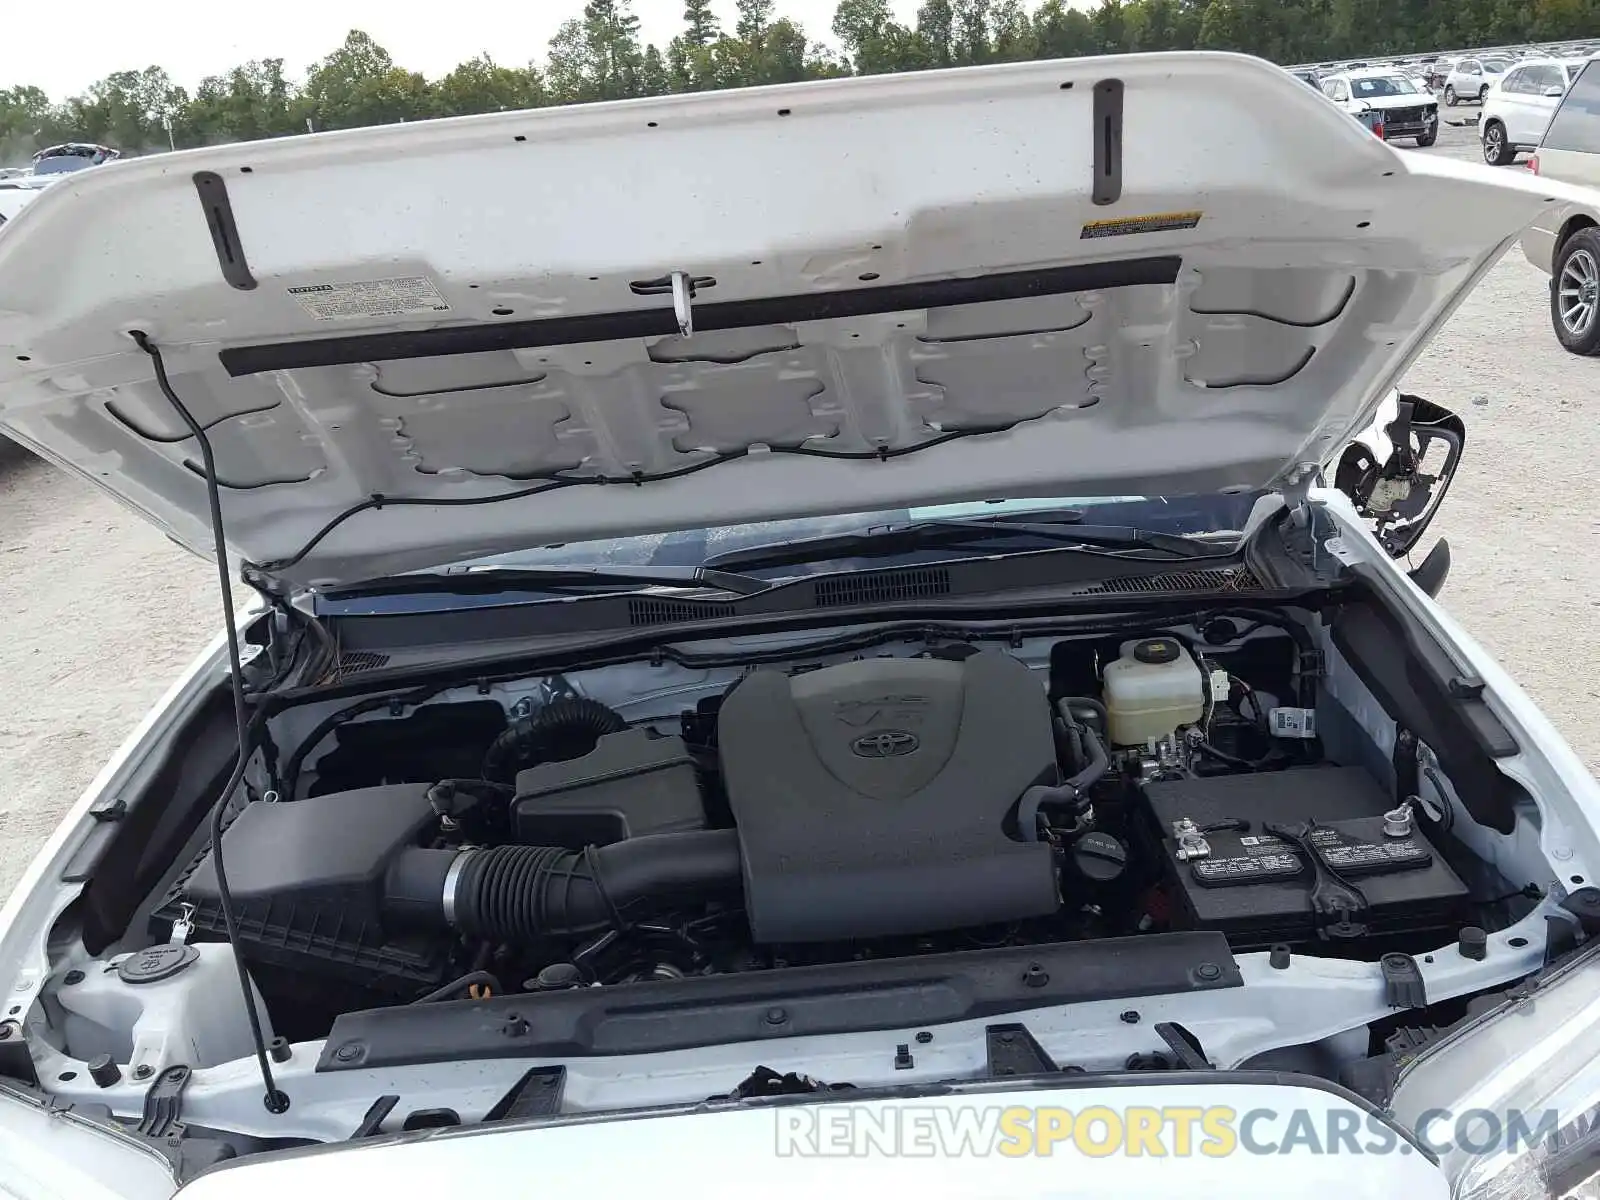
1,114,1596,901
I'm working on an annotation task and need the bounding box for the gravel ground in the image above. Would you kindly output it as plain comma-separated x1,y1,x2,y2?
0,115,1594,902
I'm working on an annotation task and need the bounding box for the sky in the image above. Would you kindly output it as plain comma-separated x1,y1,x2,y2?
0,0,931,99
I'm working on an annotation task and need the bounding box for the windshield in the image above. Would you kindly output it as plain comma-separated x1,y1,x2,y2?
1351,76,1419,97
438,492,1260,575
31,155,96,176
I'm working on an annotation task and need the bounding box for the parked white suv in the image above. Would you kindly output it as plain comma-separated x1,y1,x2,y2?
1522,57,1600,353
1442,57,1509,105
1319,69,1439,145
1480,57,1589,164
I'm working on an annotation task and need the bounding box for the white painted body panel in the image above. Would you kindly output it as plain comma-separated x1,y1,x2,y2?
0,52,1587,587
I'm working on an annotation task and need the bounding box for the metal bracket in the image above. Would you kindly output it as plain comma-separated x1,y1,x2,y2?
1382,802,1415,839
1382,400,1418,478
137,1065,193,1138
169,903,196,946
1154,1021,1212,1069
1277,461,1319,517
101,1059,236,1181
1379,952,1428,1008
671,270,695,338
484,1065,567,1121
986,1023,1058,1077
1321,536,1359,566
1173,817,1211,862
1545,914,1581,965
350,1095,400,1138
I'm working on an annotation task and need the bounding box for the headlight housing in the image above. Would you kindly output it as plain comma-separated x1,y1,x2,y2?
1391,948,1600,1198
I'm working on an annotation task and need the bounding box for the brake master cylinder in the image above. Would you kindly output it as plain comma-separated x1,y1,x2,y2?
1101,637,1205,747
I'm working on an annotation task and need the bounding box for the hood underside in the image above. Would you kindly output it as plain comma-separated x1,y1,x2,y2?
0,52,1580,589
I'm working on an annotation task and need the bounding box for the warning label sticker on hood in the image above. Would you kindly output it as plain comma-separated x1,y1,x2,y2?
287,276,451,321
1080,211,1203,239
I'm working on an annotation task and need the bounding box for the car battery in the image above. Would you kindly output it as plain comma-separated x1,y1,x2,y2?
1142,766,1470,948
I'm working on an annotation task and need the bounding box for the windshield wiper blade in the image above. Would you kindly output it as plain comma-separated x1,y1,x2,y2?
322,564,772,600
702,520,1232,572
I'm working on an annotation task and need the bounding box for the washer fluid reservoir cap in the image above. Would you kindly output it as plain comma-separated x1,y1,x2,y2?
116,944,199,985
1132,638,1182,665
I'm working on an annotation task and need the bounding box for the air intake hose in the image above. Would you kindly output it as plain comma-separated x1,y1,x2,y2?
481,697,627,782
386,830,743,940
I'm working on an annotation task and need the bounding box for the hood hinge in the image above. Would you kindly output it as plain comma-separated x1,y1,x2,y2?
241,561,288,602
1277,461,1321,524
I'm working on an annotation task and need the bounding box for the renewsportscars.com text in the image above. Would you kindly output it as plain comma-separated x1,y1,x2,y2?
773,1104,1558,1158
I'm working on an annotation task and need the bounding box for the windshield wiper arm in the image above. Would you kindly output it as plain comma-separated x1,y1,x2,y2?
702,520,1232,572
322,563,772,600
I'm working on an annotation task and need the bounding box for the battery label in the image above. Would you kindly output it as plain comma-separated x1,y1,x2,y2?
1187,827,1432,888
1191,852,1303,886
1320,839,1431,872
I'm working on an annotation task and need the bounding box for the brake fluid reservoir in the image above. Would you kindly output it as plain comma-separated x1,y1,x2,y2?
1102,637,1205,747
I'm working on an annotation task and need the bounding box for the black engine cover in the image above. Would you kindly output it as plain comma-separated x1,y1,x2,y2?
718,651,1060,942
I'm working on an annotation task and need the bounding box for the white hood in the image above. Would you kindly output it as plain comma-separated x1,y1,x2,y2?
0,52,1580,589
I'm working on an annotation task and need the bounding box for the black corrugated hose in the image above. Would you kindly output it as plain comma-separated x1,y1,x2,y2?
439,830,743,940
481,697,627,782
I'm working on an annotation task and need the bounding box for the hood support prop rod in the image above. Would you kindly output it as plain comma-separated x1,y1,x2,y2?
131,330,289,1115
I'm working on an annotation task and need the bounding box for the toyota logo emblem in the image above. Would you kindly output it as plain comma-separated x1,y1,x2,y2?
851,730,920,758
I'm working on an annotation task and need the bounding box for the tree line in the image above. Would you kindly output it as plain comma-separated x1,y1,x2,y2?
3,0,1596,159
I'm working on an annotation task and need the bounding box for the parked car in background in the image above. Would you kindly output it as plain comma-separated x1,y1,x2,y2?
0,143,122,227
1522,57,1600,353
1320,69,1439,145
1351,106,1385,137
1288,67,1322,90
29,143,120,175
0,176,53,225
1443,57,1508,104
1480,57,1589,164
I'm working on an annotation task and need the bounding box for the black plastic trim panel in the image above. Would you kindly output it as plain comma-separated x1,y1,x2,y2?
317,933,1240,1070
76,685,240,952
1331,570,1519,833
298,595,1328,712
316,553,1288,654
219,258,1181,376
193,172,257,291
1091,79,1124,205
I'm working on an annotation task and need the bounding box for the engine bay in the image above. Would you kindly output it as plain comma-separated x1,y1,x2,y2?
137,609,1513,1039
7,595,1580,1162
